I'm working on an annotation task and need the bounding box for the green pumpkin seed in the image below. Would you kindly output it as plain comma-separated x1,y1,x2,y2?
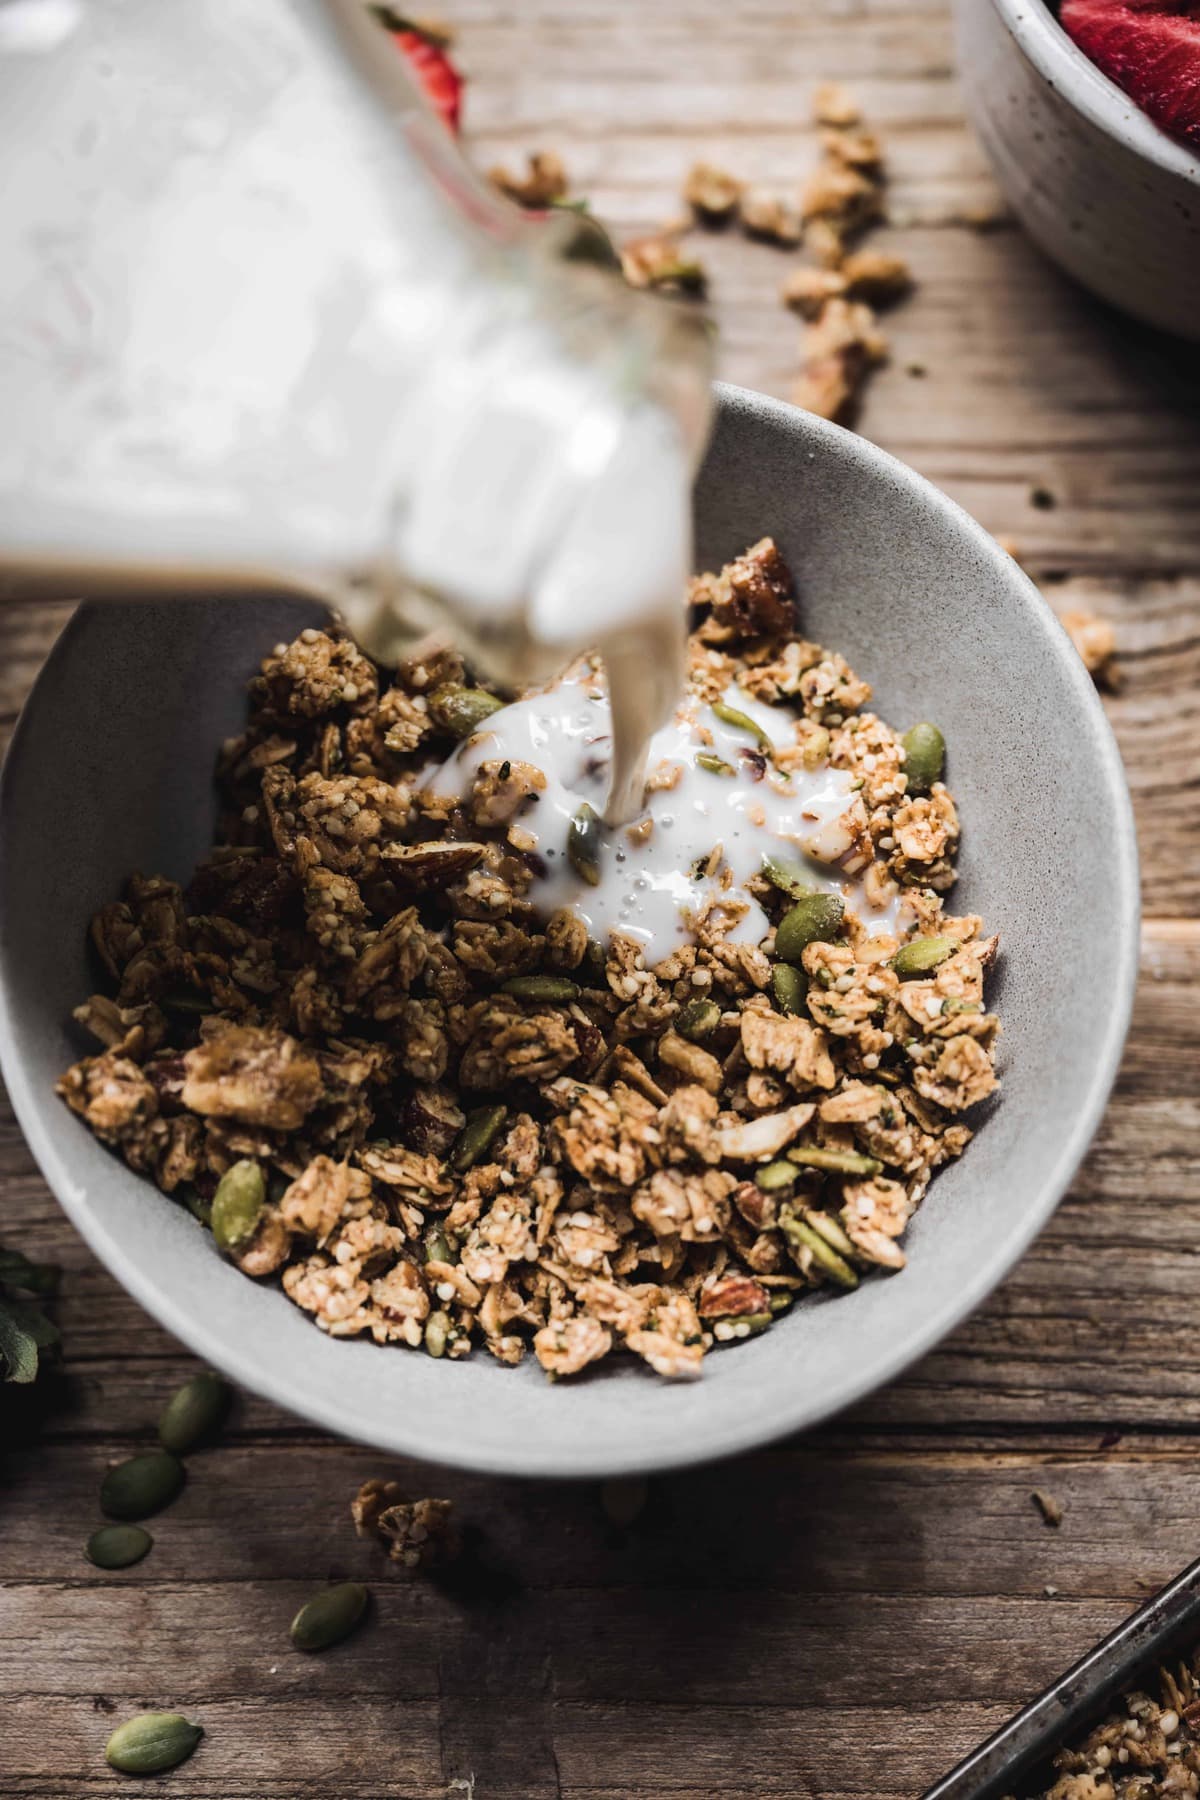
100,1451,186,1521
424,1310,452,1358
771,962,807,1016
901,721,945,794
554,200,624,272
211,1159,265,1254
567,802,603,886
451,1104,507,1172
800,1208,858,1258
676,997,721,1040
162,990,213,1018
182,1188,212,1229
774,892,845,962
501,974,580,1002
712,701,772,749
787,1145,882,1177
86,1524,153,1570
695,752,735,777
768,1290,796,1315
428,682,505,738
158,1371,231,1455
105,1712,203,1775
780,1213,859,1289
892,935,958,979
942,996,982,1016
756,1160,799,1192
583,938,608,981
423,1225,453,1268
290,1580,369,1652
762,853,817,898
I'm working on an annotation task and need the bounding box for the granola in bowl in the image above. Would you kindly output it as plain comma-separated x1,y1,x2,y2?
57,537,1001,1382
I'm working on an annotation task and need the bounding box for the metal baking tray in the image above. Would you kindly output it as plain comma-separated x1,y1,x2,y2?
925,1556,1200,1799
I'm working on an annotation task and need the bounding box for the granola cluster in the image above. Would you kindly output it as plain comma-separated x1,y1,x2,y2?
1014,1648,1200,1799
58,538,1000,1381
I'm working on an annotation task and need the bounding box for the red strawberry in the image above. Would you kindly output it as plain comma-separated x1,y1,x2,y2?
373,8,464,133
1060,0,1200,150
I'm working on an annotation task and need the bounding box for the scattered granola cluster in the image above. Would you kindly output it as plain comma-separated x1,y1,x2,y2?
490,81,911,400
786,83,909,423
681,82,912,419
1014,1649,1200,1799
58,539,1000,1381
1060,607,1120,691
352,1479,459,1571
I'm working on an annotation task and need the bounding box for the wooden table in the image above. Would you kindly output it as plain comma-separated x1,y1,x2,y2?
3,4,1199,1794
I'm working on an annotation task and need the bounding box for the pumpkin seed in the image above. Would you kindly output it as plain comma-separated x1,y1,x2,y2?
422,1225,453,1268
86,1524,153,1570
712,701,772,749
452,1104,507,1172
428,682,505,738
567,802,603,886
787,1145,882,1177
695,752,735,777
182,1188,213,1229
768,1290,795,1315
892,935,958,979
774,892,844,962
942,996,982,1016
800,1207,858,1258
780,1212,859,1289
290,1580,369,1652
162,990,213,1018
501,974,580,1002
762,853,817,898
100,1451,185,1521
770,962,807,1016
675,997,721,1040
211,1159,265,1254
755,1160,799,1192
424,1310,452,1358
158,1371,231,1455
901,721,945,794
105,1712,203,1775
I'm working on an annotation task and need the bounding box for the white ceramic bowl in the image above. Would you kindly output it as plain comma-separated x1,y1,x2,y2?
0,388,1139,1477
956,0,1200,339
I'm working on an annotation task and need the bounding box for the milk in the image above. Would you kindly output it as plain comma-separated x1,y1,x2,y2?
429,671,910,961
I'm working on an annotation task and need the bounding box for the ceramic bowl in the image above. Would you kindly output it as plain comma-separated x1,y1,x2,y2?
956,0,1200,340
0,384,1138,1477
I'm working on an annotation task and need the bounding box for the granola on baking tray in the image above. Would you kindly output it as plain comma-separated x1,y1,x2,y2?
1009,1644,1200,1798
57,537,1001,1381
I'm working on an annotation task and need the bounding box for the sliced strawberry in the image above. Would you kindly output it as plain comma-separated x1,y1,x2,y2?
372,8,464,133
1060,0,1200,150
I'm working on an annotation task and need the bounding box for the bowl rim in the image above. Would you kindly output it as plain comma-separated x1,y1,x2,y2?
0,383,1141,1477
986,0,1200,185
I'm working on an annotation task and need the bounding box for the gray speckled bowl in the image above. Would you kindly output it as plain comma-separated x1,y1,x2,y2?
956,0,1200,340
0,385,1138,1477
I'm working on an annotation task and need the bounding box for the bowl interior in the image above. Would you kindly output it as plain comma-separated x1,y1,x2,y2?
0,385,1137,1477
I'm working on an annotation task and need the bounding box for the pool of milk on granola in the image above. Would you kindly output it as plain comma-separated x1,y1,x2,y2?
428,672,909,963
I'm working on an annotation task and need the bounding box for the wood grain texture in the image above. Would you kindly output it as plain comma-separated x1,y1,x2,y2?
2,2,1199,1797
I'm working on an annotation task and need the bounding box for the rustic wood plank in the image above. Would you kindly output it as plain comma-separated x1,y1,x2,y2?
2,1438,1196,1795
4,1436,1199,1602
